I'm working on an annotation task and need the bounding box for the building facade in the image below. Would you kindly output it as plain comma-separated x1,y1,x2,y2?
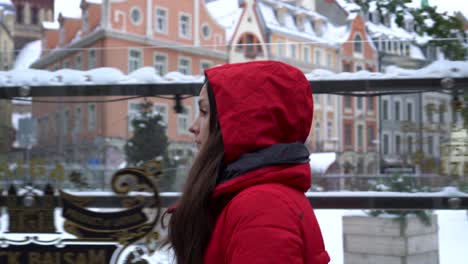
30,0,228,171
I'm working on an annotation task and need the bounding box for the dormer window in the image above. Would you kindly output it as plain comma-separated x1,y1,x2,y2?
405,20,414,32
295,12,305,31
274,5,286,25
313,19,323,36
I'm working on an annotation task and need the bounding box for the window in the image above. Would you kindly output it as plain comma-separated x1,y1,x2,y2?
395,135,401,154
128,49,142,72
155,8,168,33
178,57,191,75
315,49,322,65
367,97,374,111
439,104,445,123
75,54,82,70
179,14,191,38
343,63,351,72
88,104,96,131
200,61,212,74
326,53,332,68
63,110,69,134
236,33,263,59
88,49,96,69
130,7,142,25
407,102,413,122
405,44,410,56
178,108,190,134
395,101,401,121
357,97,363,110
356,65,363,71
202,24,211,39
354,34,362,53
16,5,23,24
383,134,389,155
327,121,333,138
278,42,285,57
357,125,364,148
383,100,389,120
154,53,168,76
32,7,39,25
367,125,374,146
75,106,82,133
128,102,142,131
345,124,352,146
345,96,352,109
290,44,297,59
408,136,414,154
303,46,310,62
154,104,168,125
427,136,434,154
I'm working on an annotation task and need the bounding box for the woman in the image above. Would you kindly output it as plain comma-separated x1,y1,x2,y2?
167,61,329,264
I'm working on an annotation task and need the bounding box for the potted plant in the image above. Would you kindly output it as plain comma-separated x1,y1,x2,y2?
342,174,439,264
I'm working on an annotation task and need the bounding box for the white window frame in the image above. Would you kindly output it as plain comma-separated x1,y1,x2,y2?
154,103,168,126
200,60,213,74
326,53,332,68
406,100,415,122
128,102,142,132
353,33,363,56
356,123,365,148
153,52,168,76
395,132,402,155
314,48,322,66
178,12,192,39
394,98,402,121
130,6,143,26
88,49,97,69
303,46,310,63
289,43,297,59
128,48,143,73
88,103,96,131
201,23,211,40
178,56,192,75
383,98,391,120
383,132,391,155
177,106,191,135
155,7,168,34
75,53,82,70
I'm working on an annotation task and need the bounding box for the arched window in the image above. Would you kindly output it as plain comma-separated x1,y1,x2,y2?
354,34,363,53
236,33,263,59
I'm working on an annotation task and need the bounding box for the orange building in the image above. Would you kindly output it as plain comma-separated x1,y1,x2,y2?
338,13,379,174
31,0,228,170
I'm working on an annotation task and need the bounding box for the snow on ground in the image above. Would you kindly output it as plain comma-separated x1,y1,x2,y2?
0,207,466,263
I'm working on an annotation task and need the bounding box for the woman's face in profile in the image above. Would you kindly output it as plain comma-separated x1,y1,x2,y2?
189,85,210,150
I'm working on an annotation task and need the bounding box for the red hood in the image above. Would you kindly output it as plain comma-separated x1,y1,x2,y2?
205,61,314,199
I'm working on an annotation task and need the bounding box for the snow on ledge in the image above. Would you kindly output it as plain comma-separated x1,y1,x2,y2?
0,60,467,87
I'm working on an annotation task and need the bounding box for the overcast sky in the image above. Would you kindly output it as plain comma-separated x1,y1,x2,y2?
54,0,468,22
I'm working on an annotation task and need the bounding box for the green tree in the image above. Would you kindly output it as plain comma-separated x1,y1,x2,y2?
355,0,468,60
124,101,175,190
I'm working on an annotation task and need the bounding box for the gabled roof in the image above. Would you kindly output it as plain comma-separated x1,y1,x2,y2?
205,0,243,42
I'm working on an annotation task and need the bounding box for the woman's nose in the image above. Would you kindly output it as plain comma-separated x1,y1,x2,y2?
189,120,198,135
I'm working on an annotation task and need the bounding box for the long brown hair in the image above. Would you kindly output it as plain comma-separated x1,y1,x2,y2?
167,82,224,264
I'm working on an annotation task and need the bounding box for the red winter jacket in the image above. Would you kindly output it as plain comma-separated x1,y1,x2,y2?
203,61,330,264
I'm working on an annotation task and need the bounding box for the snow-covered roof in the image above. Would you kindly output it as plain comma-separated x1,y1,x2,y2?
205,0,243,42
43,21,60,30
310,152,337,174
13,40,42,70
336,0,360,13
86,0,103,4
258,1,335,45
0,60,467,89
